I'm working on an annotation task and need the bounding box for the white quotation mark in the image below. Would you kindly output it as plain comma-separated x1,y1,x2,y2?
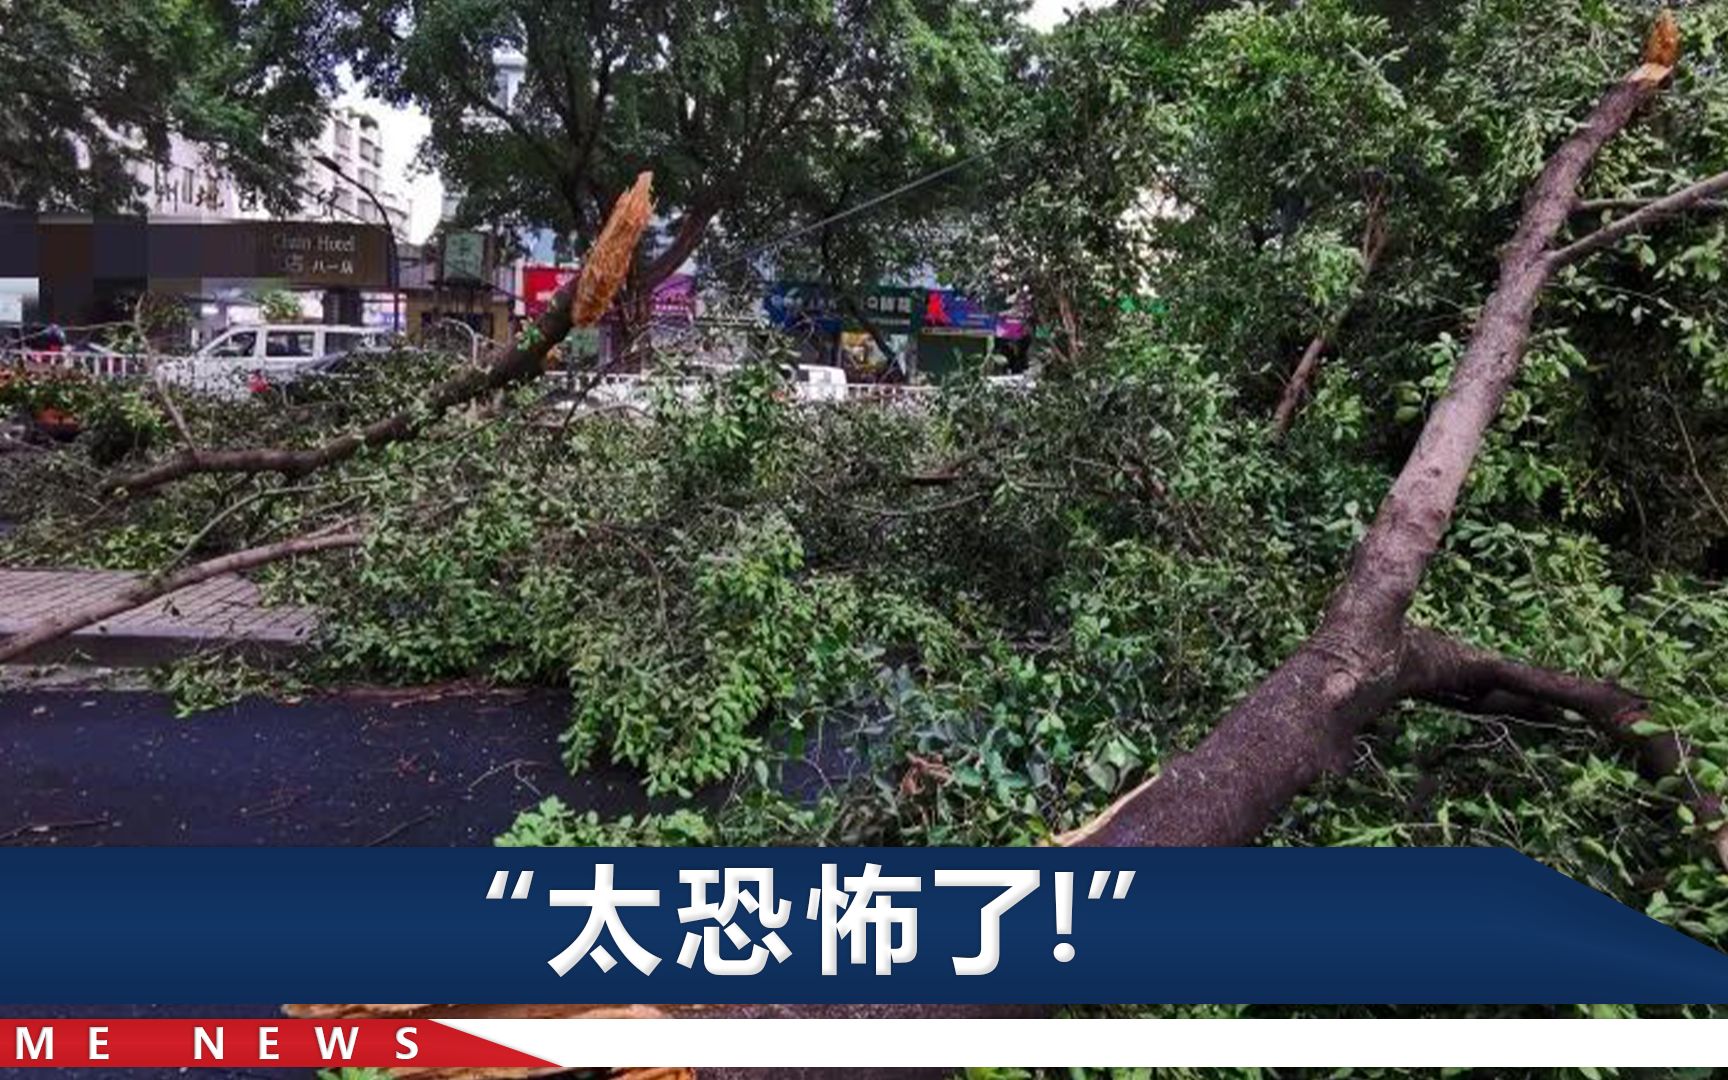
486,869,535,900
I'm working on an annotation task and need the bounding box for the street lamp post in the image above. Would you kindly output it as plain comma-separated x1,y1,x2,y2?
314,153,401,333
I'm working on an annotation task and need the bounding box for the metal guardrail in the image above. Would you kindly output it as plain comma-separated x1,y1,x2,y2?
2,349,160,380
6,350,1025,409
550,370,947,408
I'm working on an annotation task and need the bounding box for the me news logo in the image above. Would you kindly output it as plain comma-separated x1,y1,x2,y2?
2,1020,551,1069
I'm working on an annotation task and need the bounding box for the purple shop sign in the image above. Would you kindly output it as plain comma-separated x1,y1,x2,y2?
651,273,697,320
923,289,1027,338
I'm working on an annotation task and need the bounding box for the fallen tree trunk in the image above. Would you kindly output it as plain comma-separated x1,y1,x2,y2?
288,23,1726,1067
1059,15,1723,862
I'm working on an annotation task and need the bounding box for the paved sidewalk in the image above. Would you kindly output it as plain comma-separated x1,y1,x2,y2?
0,568,317,664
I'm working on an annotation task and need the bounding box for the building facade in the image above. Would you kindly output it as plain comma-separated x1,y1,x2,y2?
130,106,410,241
1,103,416,339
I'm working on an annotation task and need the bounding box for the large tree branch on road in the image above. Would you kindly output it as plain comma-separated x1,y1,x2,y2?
112,286,578,493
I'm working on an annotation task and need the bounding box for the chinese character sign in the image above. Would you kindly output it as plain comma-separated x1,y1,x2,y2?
488,858,1136,985
3,848,1728,1004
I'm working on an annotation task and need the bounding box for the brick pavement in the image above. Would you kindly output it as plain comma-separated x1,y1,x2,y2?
0,568,317,664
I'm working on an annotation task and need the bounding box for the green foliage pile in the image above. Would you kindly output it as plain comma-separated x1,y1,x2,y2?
10,334,1722,951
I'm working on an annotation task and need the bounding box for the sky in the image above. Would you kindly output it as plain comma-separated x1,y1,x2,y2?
364,0,1102,244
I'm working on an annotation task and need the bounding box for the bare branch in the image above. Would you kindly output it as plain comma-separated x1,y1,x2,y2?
150,372,198,451
1271,188,1389,438
1549,168,1728,268
1574,196,1728,214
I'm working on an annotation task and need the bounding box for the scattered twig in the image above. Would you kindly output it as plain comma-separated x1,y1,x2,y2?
466,758,551,796
367,809,438,847
0,816,114,843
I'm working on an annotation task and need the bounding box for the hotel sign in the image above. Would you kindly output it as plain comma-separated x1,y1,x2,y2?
10,218,392,289
257,222,390,286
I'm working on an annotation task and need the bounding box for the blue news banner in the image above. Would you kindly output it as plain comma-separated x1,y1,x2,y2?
0,847,1724,1004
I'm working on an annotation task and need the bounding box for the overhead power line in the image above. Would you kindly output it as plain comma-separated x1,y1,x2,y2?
699,150,994,280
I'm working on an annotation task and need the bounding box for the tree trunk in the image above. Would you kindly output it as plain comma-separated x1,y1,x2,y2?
1061,30,1686,851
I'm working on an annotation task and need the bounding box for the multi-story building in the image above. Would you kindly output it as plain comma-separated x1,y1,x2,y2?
131,106,411,241
298,107,411,238
135,133,255,222
3,102,414,337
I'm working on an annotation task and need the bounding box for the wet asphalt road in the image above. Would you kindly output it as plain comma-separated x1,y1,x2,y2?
0,687,651,847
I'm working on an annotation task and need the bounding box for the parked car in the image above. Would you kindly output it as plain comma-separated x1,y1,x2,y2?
154,324,388,399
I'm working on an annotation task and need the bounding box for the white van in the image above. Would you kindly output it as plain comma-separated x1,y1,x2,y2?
156,324,387,398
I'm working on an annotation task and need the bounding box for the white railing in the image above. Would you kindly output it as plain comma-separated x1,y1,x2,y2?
549,370,948,409
5,350,1027,411
844,382,940,405
2,349,159,380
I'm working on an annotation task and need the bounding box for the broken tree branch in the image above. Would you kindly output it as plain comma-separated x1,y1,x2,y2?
1574,196,1728,214
0,529,364,663
1397,625,1646,728
1271,185,1389,438
1058,14,1710,857
1549,168,1728,268
150,371,198,452
1398,625,1725,868
113,292,582,494
112,176,656,496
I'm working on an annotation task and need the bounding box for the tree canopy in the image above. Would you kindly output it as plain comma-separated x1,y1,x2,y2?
0,0,343,214
345,0,1025,289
